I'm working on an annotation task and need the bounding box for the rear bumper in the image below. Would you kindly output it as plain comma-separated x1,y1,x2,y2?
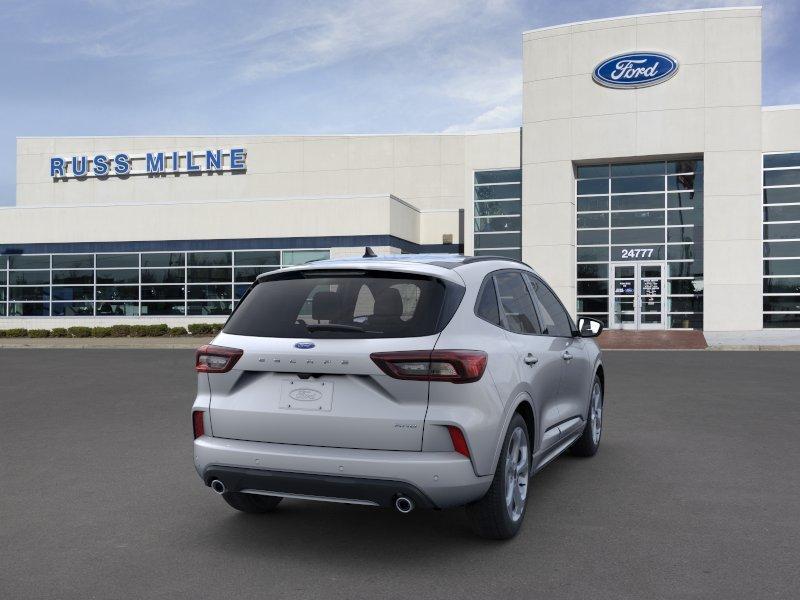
194,436,493,508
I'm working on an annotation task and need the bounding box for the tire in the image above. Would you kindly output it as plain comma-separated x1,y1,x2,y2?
570,375,603,457
221,491,283,514
466,413,530,540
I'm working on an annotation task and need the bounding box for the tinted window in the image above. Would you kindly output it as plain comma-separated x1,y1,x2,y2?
225,271,458,339
475,277,500,326
493,272,540,335
525,274,573,337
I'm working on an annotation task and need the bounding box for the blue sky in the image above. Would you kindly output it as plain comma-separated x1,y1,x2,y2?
1,0,798,206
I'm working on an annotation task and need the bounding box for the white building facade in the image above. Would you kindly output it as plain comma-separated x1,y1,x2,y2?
2,6,799,333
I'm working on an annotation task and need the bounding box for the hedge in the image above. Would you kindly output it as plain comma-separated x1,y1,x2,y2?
0,324,221,338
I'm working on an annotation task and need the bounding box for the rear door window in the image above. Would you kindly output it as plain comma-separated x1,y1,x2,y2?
493,271,541,335
224,270,460,338
525,273,574,337
475,277,501,326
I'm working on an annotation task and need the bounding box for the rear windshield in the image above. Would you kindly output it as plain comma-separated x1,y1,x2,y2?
224,270,463,338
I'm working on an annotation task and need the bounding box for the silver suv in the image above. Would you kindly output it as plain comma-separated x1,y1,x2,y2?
192,253,604,539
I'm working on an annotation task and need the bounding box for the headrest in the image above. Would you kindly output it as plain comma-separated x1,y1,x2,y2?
311,291,341,321
373,288,403,318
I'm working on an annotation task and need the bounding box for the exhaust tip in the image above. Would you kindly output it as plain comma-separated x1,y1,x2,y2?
210,479,226,495
394,495,414,514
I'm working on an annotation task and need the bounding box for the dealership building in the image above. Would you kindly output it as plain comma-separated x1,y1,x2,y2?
2,6,799,335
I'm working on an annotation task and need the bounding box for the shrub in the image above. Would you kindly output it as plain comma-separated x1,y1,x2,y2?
4,328,28,338
188,323,215,335
91,327,113,338
109,324,132,337
146,324,169,337
129,325,148,338
68,326,92,338
168,326,188,337
0,329,5,338
211,323,224,334
50,328,69,338
28,329,51,338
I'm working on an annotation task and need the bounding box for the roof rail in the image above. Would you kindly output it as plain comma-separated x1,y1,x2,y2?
461,255,532,268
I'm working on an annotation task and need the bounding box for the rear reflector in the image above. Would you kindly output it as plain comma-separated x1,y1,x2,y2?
192,410,205,439
447,426,470,457
195,345,243,373
370,350,487,383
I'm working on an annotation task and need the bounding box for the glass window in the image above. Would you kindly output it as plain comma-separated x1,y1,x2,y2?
577,230,608,245
763,296,800,312
234,284,250,299
667,160,702,174
611,176,663,194
669,297,703,312
577,247,609,262
611,194,664,210
764,153,800,168
9,255,49,269
577,281,608,296
96,269,138,284
96,254,138,268
10,287,50,301
667,191,702,209
576,179,607,195
668,279,702,295
141,253,185,267
52,286,93,301
764,169,800,187
577,298,608,312
576,165,608,179
764,241,800,258
611,228,665,245
474,233,520,249
0,271,5,285
8,302,49,316
235,266,277,283
474,200,521,217
493,272,540,335
188,251,232,266
764,205,800,223
668,262,696,277
763,187,800,205
225,271,453,339
667,245,694,261
96,286,139,301
141,268,185,284
96,302,138,316
187,285,232,300
475,277,500,326
577,197,608,212
667,209,699,226
141,302,185,316
764,223,800,240
282,250,330,266
763,278,800,294
669,314,703,329
610,162,664,177
187,302,232,315
577,213,608,229
764,259,800,276
667,174,699,191
611,210,665,228
52,302,94,316
52,270,93,284
52,254,93,269
474,183,521,200
474,216,521,233
141,285,185,300
187,268,231,283
473,248,522,260
526,274,573,337
234,250,280,266
764,314,800,327
668,227,695,244
577,264,608,279
611,246,665,261
474,170,521,185
9,271,50,285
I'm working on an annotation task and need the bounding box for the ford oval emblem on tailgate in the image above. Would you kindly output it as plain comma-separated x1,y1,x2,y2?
288,388,324,402
294,342,315,349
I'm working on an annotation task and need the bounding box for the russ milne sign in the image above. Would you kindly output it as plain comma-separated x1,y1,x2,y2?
50,148,246,179
593,52,678,89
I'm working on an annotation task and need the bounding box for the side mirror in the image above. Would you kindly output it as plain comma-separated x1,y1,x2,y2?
577,317,604,338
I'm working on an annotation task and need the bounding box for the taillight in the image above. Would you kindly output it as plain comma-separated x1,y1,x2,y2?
370,350,487,384
447,426,470,457
195,345,243,373
192,410,205,439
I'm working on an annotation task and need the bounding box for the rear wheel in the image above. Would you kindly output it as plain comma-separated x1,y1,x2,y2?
466,413,530,540
221,492,283,514
570,375,603,457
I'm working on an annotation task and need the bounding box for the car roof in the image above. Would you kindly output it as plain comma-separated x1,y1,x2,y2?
307,252,532,270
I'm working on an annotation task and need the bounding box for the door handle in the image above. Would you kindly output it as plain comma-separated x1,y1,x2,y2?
561,351,573,361
524,353,538,365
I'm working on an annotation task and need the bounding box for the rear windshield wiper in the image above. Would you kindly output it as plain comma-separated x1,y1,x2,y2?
304,323,376,333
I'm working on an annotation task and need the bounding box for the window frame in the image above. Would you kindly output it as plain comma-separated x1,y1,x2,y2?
523,272,577,338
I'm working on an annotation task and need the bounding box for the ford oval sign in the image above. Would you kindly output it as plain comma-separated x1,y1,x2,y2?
593,52,678,89
294,342,315,349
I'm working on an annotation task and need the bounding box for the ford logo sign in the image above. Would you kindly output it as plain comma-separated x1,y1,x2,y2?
593,52,678,89
294,342,315,350
288,388,323,402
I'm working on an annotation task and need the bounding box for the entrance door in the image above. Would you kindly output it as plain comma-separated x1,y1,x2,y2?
609,262,666,330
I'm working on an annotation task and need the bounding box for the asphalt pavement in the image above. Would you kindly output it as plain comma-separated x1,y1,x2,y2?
1,350,798,599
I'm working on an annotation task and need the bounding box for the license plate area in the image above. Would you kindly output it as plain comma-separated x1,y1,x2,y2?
279,380,333,412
